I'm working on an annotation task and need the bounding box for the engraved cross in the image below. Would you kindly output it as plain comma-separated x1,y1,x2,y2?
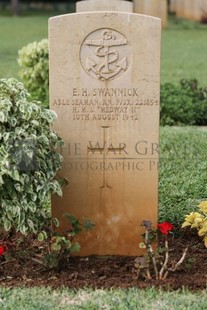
87,126,125,189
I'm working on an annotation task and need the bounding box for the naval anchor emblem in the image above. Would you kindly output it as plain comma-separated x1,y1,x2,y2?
80,28,131,81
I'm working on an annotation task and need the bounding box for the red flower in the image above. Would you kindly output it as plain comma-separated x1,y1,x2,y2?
157,222,174,235
0,245,5,256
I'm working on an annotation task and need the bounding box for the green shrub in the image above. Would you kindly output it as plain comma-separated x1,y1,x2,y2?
18,39,49,105
160,79,207,126
0,78,63,234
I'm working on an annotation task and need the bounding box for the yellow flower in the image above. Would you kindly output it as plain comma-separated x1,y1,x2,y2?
192,217,204,228
204,236,207,248
198,201,207,214
182,212,204,229
198,222,207,237
181,221,191,228
183,202,207,248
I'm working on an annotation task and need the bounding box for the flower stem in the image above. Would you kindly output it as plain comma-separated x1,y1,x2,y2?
159,239,169,280
145,229,158,280
171,246,189,272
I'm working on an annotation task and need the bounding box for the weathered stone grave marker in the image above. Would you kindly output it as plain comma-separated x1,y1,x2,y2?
173,0,207,22
49,12,161,255
76,0,133,13
133,0,168,29
192,0,207,22
169,0,176,13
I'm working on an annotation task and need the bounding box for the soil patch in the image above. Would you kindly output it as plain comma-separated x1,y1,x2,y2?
0,230,206,290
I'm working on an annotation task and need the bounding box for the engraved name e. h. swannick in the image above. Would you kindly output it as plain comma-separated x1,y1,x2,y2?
87,126,126,189
81,29,129,81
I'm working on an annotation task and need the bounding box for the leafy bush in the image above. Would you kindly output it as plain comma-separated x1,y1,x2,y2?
0,78,63,234
18,39,49,105
160,79,207,126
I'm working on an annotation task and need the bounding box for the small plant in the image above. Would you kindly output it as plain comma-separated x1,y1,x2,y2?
18,39,49,105
182,200,207,247
33,214,95,269
135,220,188,280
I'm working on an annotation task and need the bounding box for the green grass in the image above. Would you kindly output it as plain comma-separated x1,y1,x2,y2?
0,14,207,85
0,287,207,309
0,15,50,79
159,126,207,225
161,15,207,85
161,29,207,86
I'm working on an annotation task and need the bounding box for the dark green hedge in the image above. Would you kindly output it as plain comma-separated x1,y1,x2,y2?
160,79,207,126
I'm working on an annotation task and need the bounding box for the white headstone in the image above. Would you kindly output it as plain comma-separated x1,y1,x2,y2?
76,0,133,12
49,12,161,256
133,0,168,28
